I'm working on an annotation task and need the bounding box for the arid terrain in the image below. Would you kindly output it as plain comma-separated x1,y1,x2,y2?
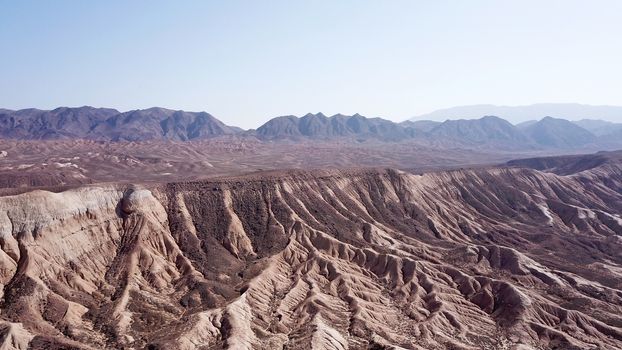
0,149,621,349
4,0,622,347
0,138,546,191
3,106,621,191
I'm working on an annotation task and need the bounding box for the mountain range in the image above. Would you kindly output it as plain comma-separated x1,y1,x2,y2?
0,107,239,141
1,106,622,151
254,112,415,141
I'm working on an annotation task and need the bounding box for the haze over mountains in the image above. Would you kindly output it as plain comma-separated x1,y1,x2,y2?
411,103,622,124
2,106,621,151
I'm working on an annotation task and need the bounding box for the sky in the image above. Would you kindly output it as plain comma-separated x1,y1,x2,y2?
1,1,622,128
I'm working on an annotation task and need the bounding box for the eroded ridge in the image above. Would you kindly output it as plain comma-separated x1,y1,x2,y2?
1,160,621,349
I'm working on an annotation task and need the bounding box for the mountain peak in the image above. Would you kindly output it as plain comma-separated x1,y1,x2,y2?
522,116,596,148
302,112,327,119
541,116,557,121
480,115,503,120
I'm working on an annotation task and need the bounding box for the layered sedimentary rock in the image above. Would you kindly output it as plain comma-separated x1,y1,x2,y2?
0,158,621,349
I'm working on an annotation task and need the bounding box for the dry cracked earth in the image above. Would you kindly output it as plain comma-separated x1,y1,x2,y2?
1,151,622,349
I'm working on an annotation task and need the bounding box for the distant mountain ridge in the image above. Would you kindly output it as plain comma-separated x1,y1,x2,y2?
520,116,597,148
0,106,239,141
89,107,238,141
411,103,622,124
253,113,609,150
251,113,621,150
572,119,622,136
254,112,415,141
1,106,622,151
399,120,441,133
426,116,531,147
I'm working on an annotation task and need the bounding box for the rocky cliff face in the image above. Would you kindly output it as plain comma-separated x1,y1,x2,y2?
1,161,622,349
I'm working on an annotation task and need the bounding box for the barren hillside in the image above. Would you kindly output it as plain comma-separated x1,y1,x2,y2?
0,153,621,349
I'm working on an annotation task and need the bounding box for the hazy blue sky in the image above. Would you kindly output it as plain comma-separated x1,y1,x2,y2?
1,1,621,128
